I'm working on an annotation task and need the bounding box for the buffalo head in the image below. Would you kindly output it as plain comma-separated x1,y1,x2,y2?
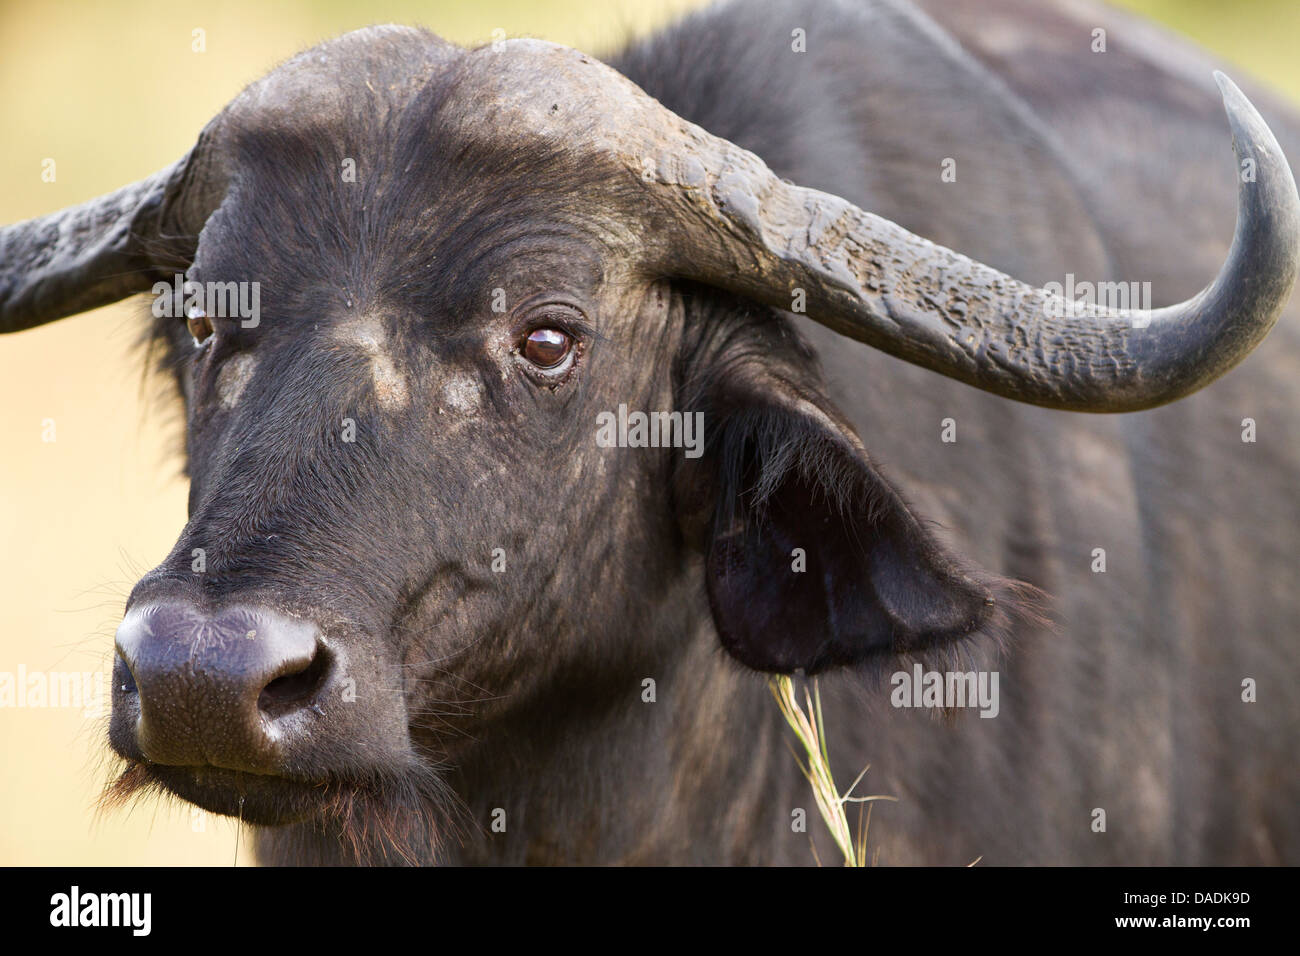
1,26,1295,862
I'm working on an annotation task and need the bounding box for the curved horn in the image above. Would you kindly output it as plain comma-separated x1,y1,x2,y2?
0,135,223,335
634,71,1298,411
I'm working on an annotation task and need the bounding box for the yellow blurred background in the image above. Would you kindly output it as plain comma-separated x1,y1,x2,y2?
1,0,1297,865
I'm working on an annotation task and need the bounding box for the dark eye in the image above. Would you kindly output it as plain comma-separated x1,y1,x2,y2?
522,327,573,369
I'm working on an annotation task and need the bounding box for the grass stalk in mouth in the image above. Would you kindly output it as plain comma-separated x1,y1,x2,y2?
768,674,898,866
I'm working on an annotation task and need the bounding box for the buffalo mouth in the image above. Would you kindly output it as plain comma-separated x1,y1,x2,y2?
103,753,460,864
105,760,349,826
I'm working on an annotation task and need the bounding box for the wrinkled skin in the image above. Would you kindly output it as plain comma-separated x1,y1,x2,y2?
18,0,1300,863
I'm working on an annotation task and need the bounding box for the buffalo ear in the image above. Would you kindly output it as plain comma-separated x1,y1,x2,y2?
685,365,994,675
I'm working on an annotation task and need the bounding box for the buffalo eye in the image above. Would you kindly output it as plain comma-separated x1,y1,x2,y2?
522,327,573,369
186,305,213,346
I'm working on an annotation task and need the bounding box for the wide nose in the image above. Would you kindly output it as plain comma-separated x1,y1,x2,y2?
113,604,331,772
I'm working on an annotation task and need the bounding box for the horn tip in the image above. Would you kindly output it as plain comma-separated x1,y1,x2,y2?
1213,71,1272,156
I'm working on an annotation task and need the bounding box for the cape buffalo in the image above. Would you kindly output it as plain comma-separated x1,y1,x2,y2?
3,0,1298,865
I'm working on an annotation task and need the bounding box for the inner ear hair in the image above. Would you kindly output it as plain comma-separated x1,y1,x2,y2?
675,311,1050,677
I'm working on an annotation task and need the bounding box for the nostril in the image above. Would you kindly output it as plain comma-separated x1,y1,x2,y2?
114,603,329,771
114,654,138,695
258,645,331,717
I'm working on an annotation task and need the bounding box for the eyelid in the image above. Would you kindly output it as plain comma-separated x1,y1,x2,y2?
505,299,595,387
516,303,595,341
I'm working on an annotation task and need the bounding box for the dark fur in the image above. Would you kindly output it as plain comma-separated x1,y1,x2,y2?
92,0,1300,864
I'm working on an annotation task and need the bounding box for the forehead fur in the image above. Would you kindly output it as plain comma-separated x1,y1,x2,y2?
332,313,410,411
222,25,461,137
183,29,642,337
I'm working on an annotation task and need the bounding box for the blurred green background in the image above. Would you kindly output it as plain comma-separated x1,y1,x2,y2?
1,0,1296,866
